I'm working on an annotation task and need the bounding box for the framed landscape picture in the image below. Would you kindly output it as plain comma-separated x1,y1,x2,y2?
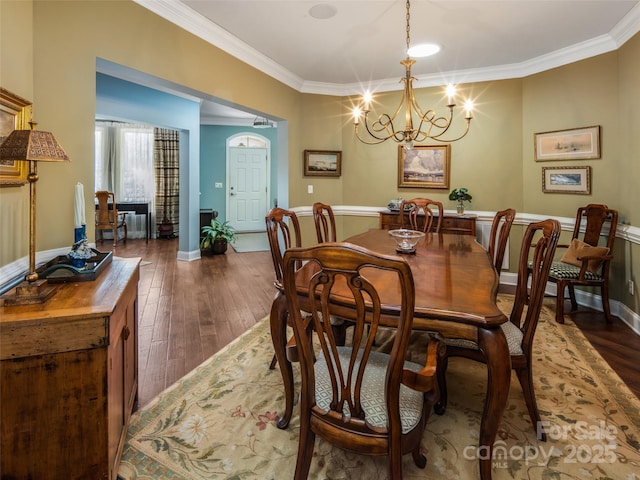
542,166,591,194
398,144,450,189
304,150,341,177
1,87,32,186
534,125,600,161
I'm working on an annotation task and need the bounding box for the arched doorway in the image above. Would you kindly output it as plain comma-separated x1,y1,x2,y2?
226,133,271,233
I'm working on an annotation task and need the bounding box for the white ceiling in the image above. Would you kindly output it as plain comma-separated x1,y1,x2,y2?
134,0,640,124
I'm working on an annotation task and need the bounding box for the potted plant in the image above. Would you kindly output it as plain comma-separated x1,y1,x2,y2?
449,187,472,214
200,218,237,255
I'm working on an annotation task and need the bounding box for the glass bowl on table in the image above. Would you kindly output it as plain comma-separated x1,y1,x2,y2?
388,229,425,254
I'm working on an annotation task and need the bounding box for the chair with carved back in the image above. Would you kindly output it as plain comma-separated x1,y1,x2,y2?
488,208,516,274
265,207,348,370
312,202,337,243
399,198,443,233
95,190,127,247
435,219,560,441
282,243,443,479
265,208,303,369
265,207,302,292
547,203,618,324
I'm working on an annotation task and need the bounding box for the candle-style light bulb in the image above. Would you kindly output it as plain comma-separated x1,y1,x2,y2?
353,107,362,125
446,84,456,105
363,91,372,111
464,99,474,119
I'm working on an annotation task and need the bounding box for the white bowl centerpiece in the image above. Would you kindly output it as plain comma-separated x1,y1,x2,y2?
388,229,425,254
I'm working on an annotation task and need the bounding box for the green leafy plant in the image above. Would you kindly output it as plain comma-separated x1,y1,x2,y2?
449,187,472,204
200,219,237,248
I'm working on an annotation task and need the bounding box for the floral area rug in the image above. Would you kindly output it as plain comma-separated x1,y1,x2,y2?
119,296,640,479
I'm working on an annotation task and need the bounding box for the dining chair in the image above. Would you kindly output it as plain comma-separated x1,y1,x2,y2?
95,191,127,247
399,198,443,233
265,208,348,369
312,202,336,243
435,219,560,441
265,207,302,291
265,208,303,369
282,242,443,479
546,203,618,324
487,208,516,273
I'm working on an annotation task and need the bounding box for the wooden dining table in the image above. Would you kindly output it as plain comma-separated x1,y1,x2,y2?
269,229,511,480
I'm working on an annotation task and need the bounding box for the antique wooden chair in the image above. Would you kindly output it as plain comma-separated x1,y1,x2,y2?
488,208,516,273
95,191,127,247
547,203,618,323
265,208,303,369
265,207,302,292
265,207,348,369
435,219,560,441
282,243,442,479
399,198,443,233
312,202,337,243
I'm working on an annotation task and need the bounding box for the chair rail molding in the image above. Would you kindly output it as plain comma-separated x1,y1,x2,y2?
2,206,639,335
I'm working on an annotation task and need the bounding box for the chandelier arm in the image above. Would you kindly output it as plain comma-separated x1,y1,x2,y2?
421,118,472,143
354,125,395,145
437,118,472,142
366,113,396,141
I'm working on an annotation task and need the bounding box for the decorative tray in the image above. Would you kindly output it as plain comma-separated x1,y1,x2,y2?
37,249,113,283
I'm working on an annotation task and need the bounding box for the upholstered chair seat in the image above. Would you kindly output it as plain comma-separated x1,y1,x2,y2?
439,320,524,356
315,348,425,433
548,262,603,281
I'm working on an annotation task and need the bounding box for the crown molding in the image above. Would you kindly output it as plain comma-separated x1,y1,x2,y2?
135,0,640,97
133,0,305,92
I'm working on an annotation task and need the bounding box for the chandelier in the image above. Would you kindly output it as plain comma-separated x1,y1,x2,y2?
353,0,473,148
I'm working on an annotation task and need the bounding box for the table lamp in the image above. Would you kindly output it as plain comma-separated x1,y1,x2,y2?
0,122,70,305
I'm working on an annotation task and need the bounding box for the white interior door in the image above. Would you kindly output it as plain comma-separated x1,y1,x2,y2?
228,147,268,232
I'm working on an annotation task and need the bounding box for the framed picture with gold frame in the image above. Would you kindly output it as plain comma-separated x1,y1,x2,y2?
303,149,342,177
398,144,450,189
534,125,600,161
542,166,591,194
1,87,32,186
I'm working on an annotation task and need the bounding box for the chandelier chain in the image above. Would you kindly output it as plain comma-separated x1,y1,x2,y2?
405,0,411,55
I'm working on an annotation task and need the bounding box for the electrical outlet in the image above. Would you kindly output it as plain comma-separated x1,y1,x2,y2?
629,280,635,296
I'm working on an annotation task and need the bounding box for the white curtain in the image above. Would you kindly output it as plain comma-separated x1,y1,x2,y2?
94,122,156,239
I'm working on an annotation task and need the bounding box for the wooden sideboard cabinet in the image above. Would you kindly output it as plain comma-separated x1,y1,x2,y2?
0,257,140,480
379,210,477,236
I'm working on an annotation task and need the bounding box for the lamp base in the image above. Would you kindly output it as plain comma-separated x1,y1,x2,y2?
1,279,57,306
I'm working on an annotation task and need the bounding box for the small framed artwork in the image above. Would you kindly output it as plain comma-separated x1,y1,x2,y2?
304,150,342,177
1,87,32,186
398,144,450,189
542,166,591,194
534,125,600,161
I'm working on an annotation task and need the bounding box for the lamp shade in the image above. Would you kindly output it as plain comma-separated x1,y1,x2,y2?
0,128,69,163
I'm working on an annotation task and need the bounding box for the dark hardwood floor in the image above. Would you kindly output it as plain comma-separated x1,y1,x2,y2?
111,238,640,407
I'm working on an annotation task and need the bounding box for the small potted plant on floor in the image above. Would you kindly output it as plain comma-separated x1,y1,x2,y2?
449,187,472,214
200,218,237,255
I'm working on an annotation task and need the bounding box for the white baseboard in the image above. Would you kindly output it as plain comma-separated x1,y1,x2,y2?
500,272,640,335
